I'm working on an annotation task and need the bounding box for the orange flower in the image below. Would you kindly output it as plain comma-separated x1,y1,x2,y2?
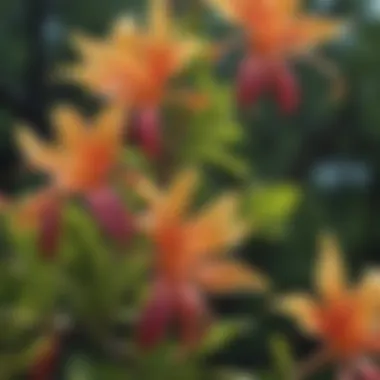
63,0,204,157
205,0,344,112
15,105,134,247
133,169,267,348
278,233,380,373
16,105,125,194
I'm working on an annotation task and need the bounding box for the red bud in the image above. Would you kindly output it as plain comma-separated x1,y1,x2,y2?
29,335,60,380
85,187,134,244
236,56,270,108
176,285,208,349
271,62,300,114
38,197,62,260
137,280,175,350
130,108,161,159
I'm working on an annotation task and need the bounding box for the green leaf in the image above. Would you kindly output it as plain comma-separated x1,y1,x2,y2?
198,320,250,357
269,335,295,380
65,354,94,380
245,184,303,239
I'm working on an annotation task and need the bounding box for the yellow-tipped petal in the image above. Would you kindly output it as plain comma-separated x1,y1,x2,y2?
127,171,162,205
204,0,241,23
185,193,247,260
158,169,200,221
277,294,319,336
149,0,170,37
357,268,380,312
314,232,347,300
94,105,127,147
52,105,86,149
112,16,138,40
71,32,104,58
196,260,268,294
15,127,59,172
291,17,345,52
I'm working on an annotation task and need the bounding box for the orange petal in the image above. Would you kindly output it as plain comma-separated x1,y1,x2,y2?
157,169,200,222
52,105,86,149
314,232,347,301
94,105,127,148
289,17,344,52
185,193,247,260
195,260,268,294
15,127,60,172
277,293,320,336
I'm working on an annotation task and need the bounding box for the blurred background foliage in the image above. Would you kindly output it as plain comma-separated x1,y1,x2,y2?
0,0,380,379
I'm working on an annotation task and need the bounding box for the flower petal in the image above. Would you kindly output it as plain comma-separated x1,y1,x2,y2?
277,293,319,336
94,105,127,148
15,127,60,172
85,187,135,244
136,280,175,349
185,193,247,261
195,260,268,294
52,105,86,149
356,268,380,317
290,17,344,52
148,0,170,37
157,169,200,223
314,232,347,301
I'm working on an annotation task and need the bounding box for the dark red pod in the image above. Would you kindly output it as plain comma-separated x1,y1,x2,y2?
29,335,61,380
136,280,175,350
38,197,63,260
85,187,135,244
129,108,161,159
270,61,300,115
236,55,270,108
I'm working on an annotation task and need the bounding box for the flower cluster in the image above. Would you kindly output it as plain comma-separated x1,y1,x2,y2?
2,1,379,379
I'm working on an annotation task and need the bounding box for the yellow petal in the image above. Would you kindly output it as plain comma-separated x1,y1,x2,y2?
15,127,59,172
112,16,138,40
149,0,170,37
158,169,200,222
127,171,162,205
277,294,319,336
314,232,347,300
185,193,247,260
290,17,344,52
195,260,268,294
357,268,380,312
94,105,127,147
52,105,86,149
71,32,104,59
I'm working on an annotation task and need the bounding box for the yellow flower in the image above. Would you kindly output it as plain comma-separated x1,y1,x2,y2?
64,0,203,109
205,0,343,58
15,105,125,194
278,233,380,361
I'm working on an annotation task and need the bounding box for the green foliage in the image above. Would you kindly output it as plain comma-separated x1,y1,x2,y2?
60,202,148,340
243,184,303,239
174,61,250,179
